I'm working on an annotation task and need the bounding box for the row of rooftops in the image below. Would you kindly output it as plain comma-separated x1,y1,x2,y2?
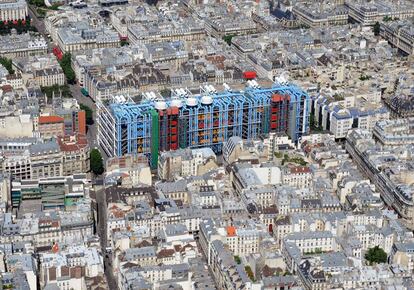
0,32,47,52
345,0,414,14
107,82,308,119
0,135,88,160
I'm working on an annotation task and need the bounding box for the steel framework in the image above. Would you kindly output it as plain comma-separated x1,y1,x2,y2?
97,83,310,168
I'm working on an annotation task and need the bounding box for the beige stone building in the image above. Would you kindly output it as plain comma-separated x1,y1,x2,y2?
34,67,66,87
29,141,63,180
57,134,90,176
38,116,65,139
0,0,27,22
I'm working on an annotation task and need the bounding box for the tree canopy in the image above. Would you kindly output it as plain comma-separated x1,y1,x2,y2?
0,19,36,35
244,266,255,282
373,22,380,36
59,53,76,84
223,34,236,46
90,149,104,175
234,256,241,264
365,246,387,265
41,84,72,99
0,57,14,74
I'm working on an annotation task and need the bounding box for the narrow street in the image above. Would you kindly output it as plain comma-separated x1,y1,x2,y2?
28,11,115,283
96,188,118,289
27,5,46,35
68,84,99,149
27,5,53,53
68,84,111,164
70,83,116,287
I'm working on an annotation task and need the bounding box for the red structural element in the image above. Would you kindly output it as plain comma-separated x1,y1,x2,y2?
53,46,63,60
158,106,179,151
168,106,179,150
77,110,86,135
170,107,179,115
243,71,257,80
226,226,236,237
38,115,64,124
270,94,290,132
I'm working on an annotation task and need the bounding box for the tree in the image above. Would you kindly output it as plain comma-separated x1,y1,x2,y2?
359,74,370,81
365,246,387,265
29,0,46,7
90,149,104,175
80,103,94,125
120,39,129,47
373,22,380,36
244,266,255,282
234,255,241,264
0,57,14,74
50,3,61,10
59,53,76,84
223,34,235,46
41,84,72,99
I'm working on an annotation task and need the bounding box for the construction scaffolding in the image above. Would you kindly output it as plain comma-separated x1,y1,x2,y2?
97,82,310,168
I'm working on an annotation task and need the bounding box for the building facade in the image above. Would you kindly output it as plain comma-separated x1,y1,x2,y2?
98,83,311,167
38,116,65,139
29,141,63,180
34,67,66,87
0,0,27,22
57,134,90,176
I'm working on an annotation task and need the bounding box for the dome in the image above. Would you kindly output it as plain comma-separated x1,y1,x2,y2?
186,98,198,107
170,99,182,108
154,101,167,110
201,95,213,105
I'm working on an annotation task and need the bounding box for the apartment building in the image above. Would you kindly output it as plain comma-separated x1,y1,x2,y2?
0,32,47,58
283,166,313,189
34,67,66,87
29,141,63,180
158,148,217,181
0,0,27,22
390,242,414,272
373,118,414,146
225,225,261,256
293,3,348,28
284,231,336,254
38,116,65,139
1,155,31,182
105,154,152,187
56,25,120,53
128,22,205,45
0,113,33,138
313,94,389,139
40,246,104,289
57,134,90,176
346,0,414,26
